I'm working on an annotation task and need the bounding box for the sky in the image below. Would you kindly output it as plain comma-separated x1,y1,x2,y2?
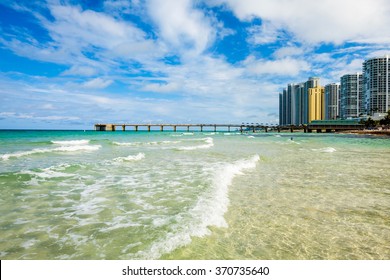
1,0,390,129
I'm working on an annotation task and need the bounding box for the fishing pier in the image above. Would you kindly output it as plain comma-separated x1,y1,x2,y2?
95,121,364,133
94,123,272,132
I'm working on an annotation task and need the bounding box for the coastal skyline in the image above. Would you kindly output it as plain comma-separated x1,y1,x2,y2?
1,0,390,129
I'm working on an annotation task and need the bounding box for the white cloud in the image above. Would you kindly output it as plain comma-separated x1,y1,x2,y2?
1,3,161,72
62,65,99,76
41,103,56,110
142,82,180,93
273,46,305,59
217,0,390,44
147,0,216,55
247,21,285,45
243,56,310,76
83,78,113,89
47,5,143,48
0,111,79,121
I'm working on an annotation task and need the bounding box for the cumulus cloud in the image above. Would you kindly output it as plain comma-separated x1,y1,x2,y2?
147,0,216,55
47,4,145,49
216,0,390,44
1,2,160,70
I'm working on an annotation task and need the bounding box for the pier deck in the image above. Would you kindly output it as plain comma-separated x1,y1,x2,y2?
94,123,272,132
94,123,364,133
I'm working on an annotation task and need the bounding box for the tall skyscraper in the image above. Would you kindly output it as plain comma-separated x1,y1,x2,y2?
279,93,284,126
278,77,320,125
287,83,304,125
363,55,390,115
325,83,340,120
303,77,320,124
308,86,325,122
340,73,363,119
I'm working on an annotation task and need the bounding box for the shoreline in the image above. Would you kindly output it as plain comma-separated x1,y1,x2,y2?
338,129,390,136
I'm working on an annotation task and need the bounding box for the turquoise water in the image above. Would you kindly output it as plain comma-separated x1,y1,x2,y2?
0,130,389,259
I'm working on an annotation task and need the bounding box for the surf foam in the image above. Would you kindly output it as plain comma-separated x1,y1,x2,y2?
137,154,260,259
112,153,145,163
51,140,90,145
177,137,214,151
1,145,101,160
113,140,180,146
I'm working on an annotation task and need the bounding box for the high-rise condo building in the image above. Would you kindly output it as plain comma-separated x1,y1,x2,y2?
279,77,319,125
324,83,340,120
340,73,363,119
287,83,305,126
308,86,325,122
279,92,284,126
303,77,320,124
363,55,390,115
280,88,290,125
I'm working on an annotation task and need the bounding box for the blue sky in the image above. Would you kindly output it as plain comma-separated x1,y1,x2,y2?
1,0,390,129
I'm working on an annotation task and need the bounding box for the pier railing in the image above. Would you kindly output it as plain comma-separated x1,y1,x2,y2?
94,123,364,133
94,123,273,132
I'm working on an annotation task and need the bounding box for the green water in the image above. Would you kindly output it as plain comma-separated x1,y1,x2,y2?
0,130,389,259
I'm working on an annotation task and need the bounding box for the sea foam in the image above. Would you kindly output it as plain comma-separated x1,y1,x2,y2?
139,154,260,259
113,140,180,146
112,153,145,163
51,140,90,145
177,137,214,151
1,144,101,160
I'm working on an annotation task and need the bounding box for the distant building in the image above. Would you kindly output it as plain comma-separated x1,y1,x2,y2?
308,86,325,122
340,73,363,119
287,83,305,126
303,77,320,124
278,77,320,125
324,83,340,120
363,55,390,115
279,93,284,126
280,88,290,125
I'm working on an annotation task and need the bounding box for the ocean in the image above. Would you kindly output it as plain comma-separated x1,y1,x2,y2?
0,129,389,260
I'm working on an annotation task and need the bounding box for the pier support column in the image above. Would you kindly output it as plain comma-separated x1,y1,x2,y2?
317,129,322,133
214,125,217,132
290,126,293,133
173,126,176,132
160,125,164,132
95,125,106,131
187,126,190,132
122,125,125,131
135,125,138,132
147,126,151,132
265,127,268,133
106,124,115,131
228,126,231,132
200,125,203,132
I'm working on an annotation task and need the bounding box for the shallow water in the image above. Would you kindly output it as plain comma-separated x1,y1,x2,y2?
0,130,389,259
